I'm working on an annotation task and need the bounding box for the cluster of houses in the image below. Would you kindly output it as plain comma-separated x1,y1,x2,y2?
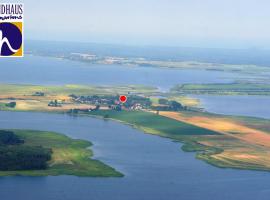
70,94,114,105
47,94,184,113
68,94,149,112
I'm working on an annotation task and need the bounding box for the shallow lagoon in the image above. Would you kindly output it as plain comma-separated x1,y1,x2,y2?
193,95,270,119
1,55,245,91
0,111,270,200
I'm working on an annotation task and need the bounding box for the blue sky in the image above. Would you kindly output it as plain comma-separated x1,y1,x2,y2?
12,0,270,48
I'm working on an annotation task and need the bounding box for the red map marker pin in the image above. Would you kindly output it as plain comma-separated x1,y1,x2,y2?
119,95,127,103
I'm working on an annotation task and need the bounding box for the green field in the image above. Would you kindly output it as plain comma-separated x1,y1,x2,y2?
172,83,270,95
0,84,157,96
88,110,219,139
0,130,122,177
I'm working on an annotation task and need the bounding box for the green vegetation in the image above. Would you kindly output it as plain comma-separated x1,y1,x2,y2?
0,130,23,145
84,110,270,172
0,130,122,177
51,52,270,77
86,111,226,168
0,130,52,171
70,94,152,110
88,110,219,138
2,83,270,172
181,141,220,153
5,102,16,108
152,100,185,111
48,100,62,107
0,102,16,110
0,145,52,171
0,84,159,112
124,95,152,108
0,84,157,96
172,83,270,95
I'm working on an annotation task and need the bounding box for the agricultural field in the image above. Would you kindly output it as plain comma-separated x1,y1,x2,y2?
157,111,270,171
0,84,157,97
0,84,158,112
88,110,219,137
87,110,270,171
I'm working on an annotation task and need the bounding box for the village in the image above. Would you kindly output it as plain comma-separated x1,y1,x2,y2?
67,94,152,113
47,93,185,114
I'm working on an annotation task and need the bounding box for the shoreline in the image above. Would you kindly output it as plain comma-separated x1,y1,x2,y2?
0,82,269,173
0,129,123,177
83,110,270,172
1,109,270,173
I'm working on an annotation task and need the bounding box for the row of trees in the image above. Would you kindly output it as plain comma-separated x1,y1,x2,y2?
5,102,16,108
0,130,24,145
0,145,52,171
152,99,185,111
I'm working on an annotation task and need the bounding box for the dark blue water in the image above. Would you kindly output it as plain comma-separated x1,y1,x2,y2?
0,111,270,200
0,55,244,91
193,95,270,119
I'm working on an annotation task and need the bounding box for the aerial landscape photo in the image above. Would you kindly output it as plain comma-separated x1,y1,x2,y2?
1,0,270,200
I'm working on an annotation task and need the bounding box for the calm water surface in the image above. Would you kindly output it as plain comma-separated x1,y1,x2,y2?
193,95,270,119
1,55,245,91
0,111,269,200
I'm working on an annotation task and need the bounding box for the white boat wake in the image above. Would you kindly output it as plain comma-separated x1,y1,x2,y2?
0,30,19,55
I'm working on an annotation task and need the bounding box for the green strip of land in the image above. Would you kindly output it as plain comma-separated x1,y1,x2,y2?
172,83,270,95
0,130,123,177
88,110,219,138
0,84,157,96
86,110,225,168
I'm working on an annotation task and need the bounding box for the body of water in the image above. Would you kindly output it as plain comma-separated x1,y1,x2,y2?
0,111,270,200
193,95,270,119
1,56,245,91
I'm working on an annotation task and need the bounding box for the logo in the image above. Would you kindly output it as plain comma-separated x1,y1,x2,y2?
0,3,23,57
0,22,22,56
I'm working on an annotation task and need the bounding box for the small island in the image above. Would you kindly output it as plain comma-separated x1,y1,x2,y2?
0,130,122,177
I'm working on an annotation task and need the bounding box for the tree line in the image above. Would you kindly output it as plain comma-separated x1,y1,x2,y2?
0,130,52,171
